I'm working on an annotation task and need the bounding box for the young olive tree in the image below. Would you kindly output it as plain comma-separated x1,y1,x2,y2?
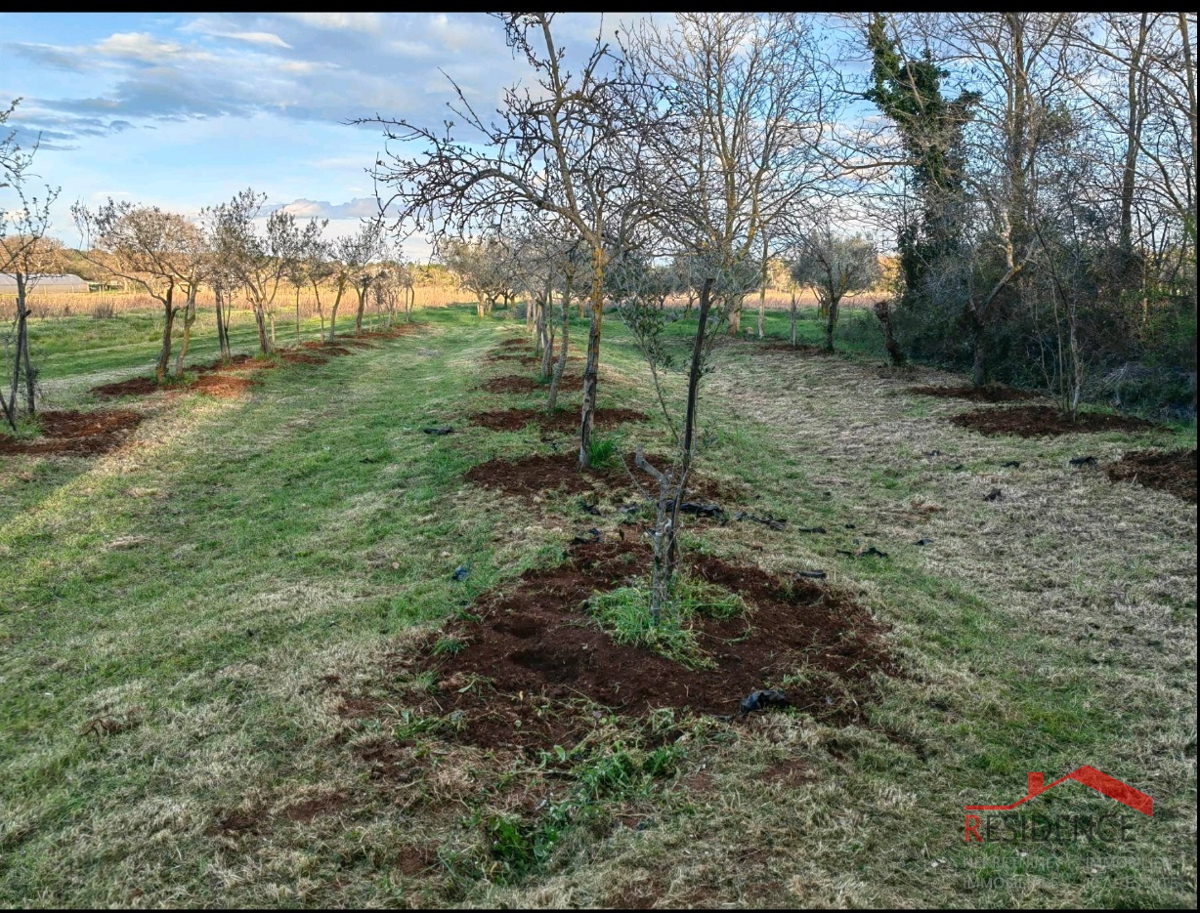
788,229,882,352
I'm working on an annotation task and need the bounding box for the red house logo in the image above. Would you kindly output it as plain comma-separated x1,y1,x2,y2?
965,766,1153,843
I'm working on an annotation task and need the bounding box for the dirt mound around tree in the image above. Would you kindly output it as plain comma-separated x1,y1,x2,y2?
470,407,648,433
90,377,163,398
1106,449,1196,503
337,538,897,753
0,409,143,456
190,374,260,398
909,384,1040,403
478,374,584,395
950,405,1159,438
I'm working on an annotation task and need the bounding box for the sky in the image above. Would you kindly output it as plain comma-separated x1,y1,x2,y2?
1,12,632,262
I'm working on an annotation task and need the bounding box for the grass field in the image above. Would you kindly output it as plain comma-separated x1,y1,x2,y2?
1,304,1195,907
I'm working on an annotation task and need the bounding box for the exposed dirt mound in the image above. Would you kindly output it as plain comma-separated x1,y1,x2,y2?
466,452,609,497
465,450,736,504
191,374,260,398
1106,449,1197,503
909,384,1040,403
191,354,275,374
280,352,329,365
950,405,1159,438
496,337,532,350
340,539,897,752
478,374,584,395
0,409,143,456
90,376,163,398
470,407,648,433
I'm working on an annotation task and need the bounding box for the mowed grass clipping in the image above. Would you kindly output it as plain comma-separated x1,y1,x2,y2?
0,305,1196,908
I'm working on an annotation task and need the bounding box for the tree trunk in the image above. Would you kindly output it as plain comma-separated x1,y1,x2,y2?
295,286,301,340
872,299,905,366
328,283,345,341
640,277,713,625
824,297,840,353
215,289,231,362
578,245,605,469
253,303,270,355
156,286,177,383
13,273,35,417
789,290,797,347
174,287,198,377
971,318,987,387
355,282,368,334
546,291,571,413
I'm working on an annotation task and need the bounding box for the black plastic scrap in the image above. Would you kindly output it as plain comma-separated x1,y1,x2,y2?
1069,455,1098,467
984,488,1003,501
796,570,827,579
572,528,603,545
451,564,470,582
796,525,827,534
678,502,724,518
422,426,454,435
733,511,786,531
739,689,789,715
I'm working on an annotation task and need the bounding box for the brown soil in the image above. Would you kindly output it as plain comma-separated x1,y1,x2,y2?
1106,449,1197,503
191,354,277,374
280,352,329,365
344,539,897,752
950,405,1160,438
90,376,163,398
298,343,353,357
496,337,532,350
0,409,143,456
909,384,1040,403
190,374,260,398
465,450,736,504
470,407,648,433
478,375,584,395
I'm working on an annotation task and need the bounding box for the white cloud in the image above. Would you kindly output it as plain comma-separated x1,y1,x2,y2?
285,13,384,34
210,31,292,49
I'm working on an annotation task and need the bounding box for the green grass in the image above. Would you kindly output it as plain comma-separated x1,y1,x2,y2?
1,303,1195,908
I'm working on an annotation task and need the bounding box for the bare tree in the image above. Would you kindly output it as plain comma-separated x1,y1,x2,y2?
362,12,667,468
625,13,841,336
788,228,882,352
1,99,59,430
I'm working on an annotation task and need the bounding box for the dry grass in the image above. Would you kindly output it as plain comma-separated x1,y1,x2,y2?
0,283,469,320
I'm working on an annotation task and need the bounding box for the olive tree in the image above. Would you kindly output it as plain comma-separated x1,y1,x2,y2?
789,229,882,352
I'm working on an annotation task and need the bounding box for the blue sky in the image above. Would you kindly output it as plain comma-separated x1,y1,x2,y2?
1,12,629,260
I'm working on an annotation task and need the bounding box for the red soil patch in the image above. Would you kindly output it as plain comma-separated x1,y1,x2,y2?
1106,449,1197,503
0,409,143,456
909,383,1040,403
90,376,163,398
950,405,1159,438
190,374,260,398
465,450,737,504
280,352,329,365
470,407,648,433
478,374,584,395
342,538,896,752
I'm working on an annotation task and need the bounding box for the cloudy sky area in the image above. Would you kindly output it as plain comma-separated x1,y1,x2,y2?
1,12,632,261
